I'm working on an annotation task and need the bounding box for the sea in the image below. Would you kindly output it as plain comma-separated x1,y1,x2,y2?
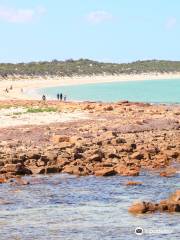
0,172,179,240
37,79,180,103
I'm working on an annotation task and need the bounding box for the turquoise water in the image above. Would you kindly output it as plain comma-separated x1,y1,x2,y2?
0,172,179,240
38,79,180,103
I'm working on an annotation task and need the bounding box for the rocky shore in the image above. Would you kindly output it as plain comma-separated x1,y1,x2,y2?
0,100,180,212
0,100,180,178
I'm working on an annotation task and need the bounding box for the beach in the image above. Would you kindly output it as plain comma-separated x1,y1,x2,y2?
1,72,180,100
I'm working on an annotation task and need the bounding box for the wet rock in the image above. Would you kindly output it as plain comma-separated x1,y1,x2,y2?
129,190,180,214
62,165,86,176
168,190,180,203
128,202,157,214
160,167,177,177
46,166,61,174
0,177,7,184
126,181,143,186
0,163,32,175
115,164,140,176
11,176,30,185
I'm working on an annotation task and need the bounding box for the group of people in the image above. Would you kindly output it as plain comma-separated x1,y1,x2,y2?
57,93,66,101
4,85,13,93
42,93,67,101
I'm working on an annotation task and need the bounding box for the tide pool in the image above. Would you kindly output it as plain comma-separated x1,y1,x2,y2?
37,79,180,103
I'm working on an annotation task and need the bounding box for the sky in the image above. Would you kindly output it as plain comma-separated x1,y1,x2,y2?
0,0,179,63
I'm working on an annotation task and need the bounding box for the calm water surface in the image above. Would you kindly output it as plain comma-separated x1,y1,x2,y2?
38,79,180,103
0,172,179,240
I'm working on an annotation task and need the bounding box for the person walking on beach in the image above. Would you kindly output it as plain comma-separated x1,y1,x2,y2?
10,85,13,90
42,95,46,101
57,93,60,100
64,95,67,101
5,88,9,93
60,93,63,101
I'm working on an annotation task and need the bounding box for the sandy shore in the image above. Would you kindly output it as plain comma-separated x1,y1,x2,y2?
0,72,180,100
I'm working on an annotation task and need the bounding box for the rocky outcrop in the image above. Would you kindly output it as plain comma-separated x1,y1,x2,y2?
0,100,179,180
129,190,180,214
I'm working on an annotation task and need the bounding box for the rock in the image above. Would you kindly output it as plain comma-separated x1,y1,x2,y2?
0,178,7,184
0,163,32,175
58,142,74,149
160,167,177,177
0,200,13,205
129,190,180,214
158,202,180,212
129,201,157,214
52,135,70,144
94,167,116,177
11,177,30,185
62,165,86,176
103,105,114,111
70,136,82,144
88,153,103,162
26,151,41,160
115,164,140,176
100,131,116,141
128,202,148,214
116,138,126,144
168,190,180,203
126,181,143,186
46,166,61,174
131,152,144,160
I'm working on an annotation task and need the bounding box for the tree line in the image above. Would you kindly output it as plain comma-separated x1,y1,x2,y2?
1,59,180,77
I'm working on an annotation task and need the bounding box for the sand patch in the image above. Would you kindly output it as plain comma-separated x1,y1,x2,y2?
0,107,89,128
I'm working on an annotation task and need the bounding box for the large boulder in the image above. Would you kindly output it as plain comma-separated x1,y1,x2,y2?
0,163,32,175
94,167,116,177
115,164,139,176
129,201,158,214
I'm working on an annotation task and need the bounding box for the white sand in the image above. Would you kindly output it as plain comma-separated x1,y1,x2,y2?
0,107,89,128
0,73,180,100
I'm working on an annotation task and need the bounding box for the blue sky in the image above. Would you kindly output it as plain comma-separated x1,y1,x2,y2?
0,0,179,63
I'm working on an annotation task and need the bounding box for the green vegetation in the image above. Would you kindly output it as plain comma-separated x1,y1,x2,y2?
1,59,180,77
12,107,57,115
26,107,57,113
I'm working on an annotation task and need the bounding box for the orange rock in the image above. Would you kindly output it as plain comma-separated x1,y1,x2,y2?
160,167,176,177
0,178,7,184
126,181,143,186
168,190,180,203
52,135,70,144
129,201,157,214
115,164,140,176
128,202,147,214
95,168,116,177
103,105,113,111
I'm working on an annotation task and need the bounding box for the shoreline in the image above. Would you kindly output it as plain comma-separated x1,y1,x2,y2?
0,72,180,100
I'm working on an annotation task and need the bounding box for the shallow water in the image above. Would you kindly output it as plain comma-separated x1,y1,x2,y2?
38,79,180,103
0,172,179,240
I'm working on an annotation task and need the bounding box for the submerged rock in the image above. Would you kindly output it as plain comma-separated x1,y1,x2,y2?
126,181,143,186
